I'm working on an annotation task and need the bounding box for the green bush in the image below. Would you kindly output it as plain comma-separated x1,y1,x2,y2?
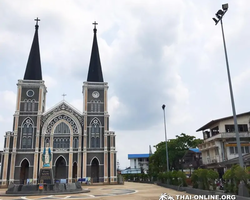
191,168,219,191
157,170,187,186
223,165,250,194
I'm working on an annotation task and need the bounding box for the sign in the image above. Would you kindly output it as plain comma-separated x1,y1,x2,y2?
40,169,51,180
225,143,250,147
39,184,43,190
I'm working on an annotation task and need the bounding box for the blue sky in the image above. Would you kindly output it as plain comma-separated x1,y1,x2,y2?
1,0,250,169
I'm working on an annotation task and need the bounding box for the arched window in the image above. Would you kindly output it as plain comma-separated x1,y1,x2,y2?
90,119,101,148
97,100,101,112
27,100,32,111
96,137,100,148
54,122,70,134
27,137,32,147
22,138,27,147
53,138,56,148
73,138,78,149
53,121,71,150
24,99,27,111
31,99,35,111
90,101,94,112
91,137,95,148
21,118,33,149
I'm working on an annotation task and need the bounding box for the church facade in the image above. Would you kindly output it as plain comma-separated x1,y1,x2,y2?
0,20,117,185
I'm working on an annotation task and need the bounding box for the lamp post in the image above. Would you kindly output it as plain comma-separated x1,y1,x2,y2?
213,4,248,197
162,105,169,174
212,3,244,168
189,164,193,178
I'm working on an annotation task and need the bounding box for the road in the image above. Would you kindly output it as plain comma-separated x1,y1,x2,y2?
0,182,189,200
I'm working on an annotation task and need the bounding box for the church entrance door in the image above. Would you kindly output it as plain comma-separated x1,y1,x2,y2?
20,159,29,184
91,158,99,183
55,156,67,180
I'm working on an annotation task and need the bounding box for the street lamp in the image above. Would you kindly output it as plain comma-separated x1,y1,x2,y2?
212,3,243,168
213,4,248,197
162,105,170,174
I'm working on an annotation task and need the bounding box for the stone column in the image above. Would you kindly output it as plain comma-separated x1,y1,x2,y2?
77,132,82,180
2,133,11,186
104,130,108,183
33,112,42,184
9,130,17,183
39,135,45,170
109,133,115,183
83,114,87,178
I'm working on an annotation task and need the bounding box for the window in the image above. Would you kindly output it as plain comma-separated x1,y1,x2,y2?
27,100,32,111
91,101,94,111
229,147,234,154
225,125,234,133
24,100,27,111
96,137,99,147
225,124,248,132
207,150,210,156
91,137,95,148
31,100,35,111
22,138,27,147
235,147,238,154
21,119,33,149
241,147,245,154
90,119,101,148
97,101,101,112
211,126,219,136
94,101,97,112
54,122,70,134
245,146,249,153
73,138,78,149
238,124,248,132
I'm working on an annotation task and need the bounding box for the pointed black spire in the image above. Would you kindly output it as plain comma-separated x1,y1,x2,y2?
87,21,104,82
24,18,42,80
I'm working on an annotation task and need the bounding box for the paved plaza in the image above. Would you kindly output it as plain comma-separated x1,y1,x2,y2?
0,182,189,200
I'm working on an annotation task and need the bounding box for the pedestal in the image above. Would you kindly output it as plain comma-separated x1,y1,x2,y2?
39,168,54,184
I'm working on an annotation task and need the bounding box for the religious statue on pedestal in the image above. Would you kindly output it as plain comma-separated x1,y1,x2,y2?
42,142,51,167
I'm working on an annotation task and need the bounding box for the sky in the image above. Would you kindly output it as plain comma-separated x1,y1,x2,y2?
1,0,250,169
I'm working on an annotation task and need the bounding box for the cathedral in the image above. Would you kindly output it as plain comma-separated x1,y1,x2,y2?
0,19,117,186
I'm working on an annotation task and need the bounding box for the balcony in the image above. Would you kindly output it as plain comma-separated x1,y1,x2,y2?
204,156,222,165
204,132,250,142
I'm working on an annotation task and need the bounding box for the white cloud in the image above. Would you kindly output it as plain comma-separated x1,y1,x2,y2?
0,90,16,110
1,0,250,169
43,75,58,88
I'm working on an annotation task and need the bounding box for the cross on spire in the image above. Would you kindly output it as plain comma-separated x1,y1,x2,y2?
93,21,98,29
62,93,67,100
34,17,40,29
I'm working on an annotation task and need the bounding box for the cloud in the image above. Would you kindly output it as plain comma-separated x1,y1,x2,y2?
43,75,58,88
0,90,16,110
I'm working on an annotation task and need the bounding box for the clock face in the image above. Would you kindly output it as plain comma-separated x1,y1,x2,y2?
26,90,34,97
92,91,100,98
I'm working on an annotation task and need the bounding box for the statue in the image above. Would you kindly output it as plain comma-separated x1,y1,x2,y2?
42,143,51,167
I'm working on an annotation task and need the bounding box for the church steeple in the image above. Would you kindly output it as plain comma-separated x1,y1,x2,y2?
87,21,104,82
24,18,42,80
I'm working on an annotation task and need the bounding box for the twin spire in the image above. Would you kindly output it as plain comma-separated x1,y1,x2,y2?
23,18,42,80
23,19,103,82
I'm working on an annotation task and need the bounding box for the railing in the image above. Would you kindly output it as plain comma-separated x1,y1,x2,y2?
203,156,222,165
204,132,250,142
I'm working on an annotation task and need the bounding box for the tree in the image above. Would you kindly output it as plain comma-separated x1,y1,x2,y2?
149,133,203,173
